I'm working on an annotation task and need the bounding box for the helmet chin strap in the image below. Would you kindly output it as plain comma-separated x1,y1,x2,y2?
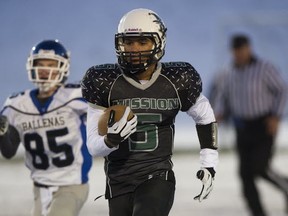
122,62,148,74
122,62,158,82
119,52,158,76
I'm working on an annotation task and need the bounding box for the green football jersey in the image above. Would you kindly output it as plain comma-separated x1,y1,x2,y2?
82,62,202,198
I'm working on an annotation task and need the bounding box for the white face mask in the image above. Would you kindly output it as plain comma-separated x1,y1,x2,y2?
28,65,64,93
26,51,70,91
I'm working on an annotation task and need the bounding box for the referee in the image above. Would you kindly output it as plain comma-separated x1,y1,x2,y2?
214,34,288,216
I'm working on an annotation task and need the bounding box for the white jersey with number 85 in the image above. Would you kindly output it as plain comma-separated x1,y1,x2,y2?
1,84,92,186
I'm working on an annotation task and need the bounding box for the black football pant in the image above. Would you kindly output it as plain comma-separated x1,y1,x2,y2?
234,116,288,216
108,171,175,216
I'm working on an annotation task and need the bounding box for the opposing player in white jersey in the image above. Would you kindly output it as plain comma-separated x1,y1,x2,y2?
0,40,92,216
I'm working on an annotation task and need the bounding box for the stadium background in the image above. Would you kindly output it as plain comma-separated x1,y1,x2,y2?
1,0,288,149
1,1,288,215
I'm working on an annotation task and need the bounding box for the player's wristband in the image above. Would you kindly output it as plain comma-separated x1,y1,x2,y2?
196,122,218,150
104,136,119,148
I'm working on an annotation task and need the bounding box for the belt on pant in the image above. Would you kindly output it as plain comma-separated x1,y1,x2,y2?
34,182,52,188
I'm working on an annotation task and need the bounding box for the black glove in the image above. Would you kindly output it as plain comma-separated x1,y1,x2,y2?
0,115,9,136
104,107,137,148
194,167,215,202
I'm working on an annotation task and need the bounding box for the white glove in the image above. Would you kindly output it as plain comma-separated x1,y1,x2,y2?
194,168,214,202
105,107,137,148
0,115,9,136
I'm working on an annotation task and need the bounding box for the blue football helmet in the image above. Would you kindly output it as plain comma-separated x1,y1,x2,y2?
26,39,70,92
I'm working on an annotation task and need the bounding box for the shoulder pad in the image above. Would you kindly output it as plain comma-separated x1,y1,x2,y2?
84,64,121,78
8,91,25,99
2,90,28,109
161,61,202,111
162,62,192,68
81,64,121,106
93,64,118,70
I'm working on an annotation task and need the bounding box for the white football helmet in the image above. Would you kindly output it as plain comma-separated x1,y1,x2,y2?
115,8,167,75
26,39,70,92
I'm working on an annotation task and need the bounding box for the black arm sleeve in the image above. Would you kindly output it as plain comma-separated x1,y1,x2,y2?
0,125,20,159
196,122,218,150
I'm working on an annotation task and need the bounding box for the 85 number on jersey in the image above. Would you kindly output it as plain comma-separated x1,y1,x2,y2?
24,128,74,170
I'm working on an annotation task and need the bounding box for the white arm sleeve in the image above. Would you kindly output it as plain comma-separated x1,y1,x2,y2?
186,94,216,124
86,104,117,157
200,148,219,169
187,94,218,169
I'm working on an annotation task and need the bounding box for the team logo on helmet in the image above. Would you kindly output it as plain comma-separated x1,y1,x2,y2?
149,12,167,40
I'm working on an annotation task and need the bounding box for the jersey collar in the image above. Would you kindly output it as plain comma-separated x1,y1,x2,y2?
30,88,59,114
122,62,162,90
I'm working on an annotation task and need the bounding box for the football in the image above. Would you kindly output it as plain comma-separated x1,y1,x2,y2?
98,105,134,136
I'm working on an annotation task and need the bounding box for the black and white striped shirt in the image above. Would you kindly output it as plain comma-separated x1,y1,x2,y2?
214,58,287,119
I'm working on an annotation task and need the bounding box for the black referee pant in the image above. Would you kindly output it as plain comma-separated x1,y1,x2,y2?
234,115,288,216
